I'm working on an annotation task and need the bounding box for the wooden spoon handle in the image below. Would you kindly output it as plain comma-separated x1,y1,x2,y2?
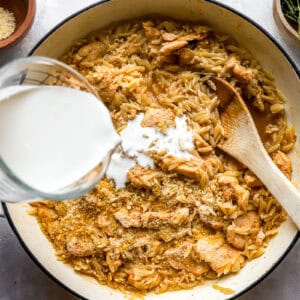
239,142,300,230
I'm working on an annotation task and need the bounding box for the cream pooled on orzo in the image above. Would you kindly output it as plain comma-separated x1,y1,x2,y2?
107,112,194,188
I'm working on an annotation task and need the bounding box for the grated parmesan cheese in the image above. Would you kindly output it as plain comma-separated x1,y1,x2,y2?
0,7,16,41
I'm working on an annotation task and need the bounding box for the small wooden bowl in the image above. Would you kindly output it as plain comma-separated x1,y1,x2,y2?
0,0,36,49
273,0,299,42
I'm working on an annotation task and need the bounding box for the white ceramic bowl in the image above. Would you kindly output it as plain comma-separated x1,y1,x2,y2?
2,0,300,299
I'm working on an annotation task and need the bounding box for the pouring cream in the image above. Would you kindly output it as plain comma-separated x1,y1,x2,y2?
0,85,120,193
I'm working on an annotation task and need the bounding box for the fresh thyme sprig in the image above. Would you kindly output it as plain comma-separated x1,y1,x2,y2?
281,0,300,35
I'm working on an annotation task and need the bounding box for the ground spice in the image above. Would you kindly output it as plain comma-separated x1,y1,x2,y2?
0,7,16,40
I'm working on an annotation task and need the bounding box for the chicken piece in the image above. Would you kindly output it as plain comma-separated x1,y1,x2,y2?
66,235,96,257
225,56,254,83
195,235,245,276
35,206,58,221
162,32,178,42
178,48,195,65
164,242,209,275
142,208,189,228
159,40,188,56
141,108,175,129
73,41,106,64
127,264,161,290
164,242,193,260
198,205,225,230
186,262,209,276
97,215,111,228
114,208,189,229
142,21,160,40
114,209,142,228
192,25,211,36
127,166,159,189
145,240,162,257
255,229,266,246
158,227,190,242
218,175,239,185
86,68,116,101
159,155,209,186
106,251,122,273
130,236,162,257
244,170,263,187
233,184,250,211
219,176,249,211
226,211,261,250
272,150,292,179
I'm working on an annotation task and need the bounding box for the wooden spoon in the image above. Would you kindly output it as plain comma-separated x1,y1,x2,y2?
212,77,300,229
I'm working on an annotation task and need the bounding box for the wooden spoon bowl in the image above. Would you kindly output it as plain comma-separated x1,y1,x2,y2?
0,0,36,49
212,77,300,230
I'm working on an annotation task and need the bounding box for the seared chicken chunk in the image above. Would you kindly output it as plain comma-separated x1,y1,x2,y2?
162,32,179,42
66,235,107,257
219,175,249,211
164,242,209,275
114,207,189,229
141,108,175,129
198,204,225,230
244,170,263,187
195,235,245,276
225,56,254,82
142,21,160,40
127,166,159,189
272,150,292,179
159,40,188,56
106,251,122,273
226,212,261,250
127,264,161,290
73,41,106,64
159,155,209,185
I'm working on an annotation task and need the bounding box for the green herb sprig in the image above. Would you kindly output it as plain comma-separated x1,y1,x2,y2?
281,0,300,35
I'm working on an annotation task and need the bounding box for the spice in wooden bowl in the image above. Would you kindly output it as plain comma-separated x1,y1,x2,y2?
0,7,16,40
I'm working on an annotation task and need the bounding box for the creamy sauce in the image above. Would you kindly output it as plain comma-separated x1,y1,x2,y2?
106,148,136,189
0,85,120,193
106,113,194,188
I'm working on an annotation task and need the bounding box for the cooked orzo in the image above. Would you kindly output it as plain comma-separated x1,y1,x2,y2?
30,19,296,294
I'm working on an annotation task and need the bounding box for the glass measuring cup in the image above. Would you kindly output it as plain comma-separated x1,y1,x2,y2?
0,56,115,202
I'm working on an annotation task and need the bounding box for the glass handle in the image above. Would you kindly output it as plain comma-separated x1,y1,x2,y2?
0,203,4,217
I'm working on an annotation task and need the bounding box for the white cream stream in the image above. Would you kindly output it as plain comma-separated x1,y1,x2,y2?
0,85,120,193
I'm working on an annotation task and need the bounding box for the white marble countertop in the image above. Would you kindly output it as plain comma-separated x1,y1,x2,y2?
0,0,299,299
